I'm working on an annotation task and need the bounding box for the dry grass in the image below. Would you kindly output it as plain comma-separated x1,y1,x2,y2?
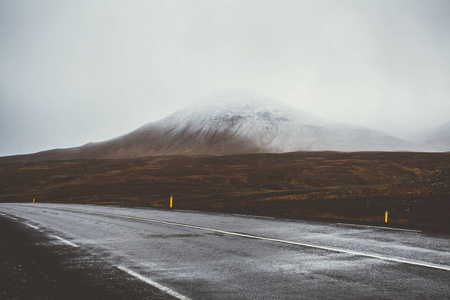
0,151,449,229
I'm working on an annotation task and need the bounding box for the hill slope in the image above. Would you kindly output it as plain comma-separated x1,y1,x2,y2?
423,121,450,151
2,92,418,161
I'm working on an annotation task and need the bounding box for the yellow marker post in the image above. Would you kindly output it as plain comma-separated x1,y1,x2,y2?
33,198,35,203
385,210,388,223
170,195,173,208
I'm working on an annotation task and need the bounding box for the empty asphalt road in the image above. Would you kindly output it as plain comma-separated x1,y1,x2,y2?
1,203,449,299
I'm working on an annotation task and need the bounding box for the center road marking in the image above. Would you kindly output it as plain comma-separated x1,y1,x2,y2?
336,223,422,233
51,235,79,248
25,206,450,272
117,266,191,300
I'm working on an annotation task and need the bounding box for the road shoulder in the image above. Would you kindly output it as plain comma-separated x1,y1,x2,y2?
0,216,174,299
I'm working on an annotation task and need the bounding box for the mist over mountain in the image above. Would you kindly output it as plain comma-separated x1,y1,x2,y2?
422,121,450,151
135,91,415,154
3,91,431,162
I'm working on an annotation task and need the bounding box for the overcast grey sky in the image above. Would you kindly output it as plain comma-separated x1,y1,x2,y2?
1,0,449,156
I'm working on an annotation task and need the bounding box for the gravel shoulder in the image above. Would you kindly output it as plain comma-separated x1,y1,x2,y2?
0,216,174,300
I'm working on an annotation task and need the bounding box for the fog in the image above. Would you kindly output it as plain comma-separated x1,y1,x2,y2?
1,0,449,156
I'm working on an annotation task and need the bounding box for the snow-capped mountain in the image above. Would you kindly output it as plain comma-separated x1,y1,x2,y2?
2,91,423,161
68,91,415,158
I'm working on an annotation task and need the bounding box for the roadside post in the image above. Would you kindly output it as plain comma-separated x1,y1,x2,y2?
385,210,388,223
33,198,35,203
170,195,173,208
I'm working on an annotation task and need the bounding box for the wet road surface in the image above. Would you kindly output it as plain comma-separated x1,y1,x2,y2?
1,203,449,299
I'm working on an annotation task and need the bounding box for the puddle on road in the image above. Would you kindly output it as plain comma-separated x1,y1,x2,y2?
143,232,224,239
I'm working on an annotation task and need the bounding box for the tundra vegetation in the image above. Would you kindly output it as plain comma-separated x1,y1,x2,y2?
0,151,448,230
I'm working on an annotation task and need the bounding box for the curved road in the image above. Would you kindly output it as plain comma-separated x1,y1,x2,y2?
1,203,449,299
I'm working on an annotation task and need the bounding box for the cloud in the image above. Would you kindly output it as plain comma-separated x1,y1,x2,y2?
1,0,449,155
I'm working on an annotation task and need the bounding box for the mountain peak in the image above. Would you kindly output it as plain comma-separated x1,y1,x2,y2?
7,92,428,161
184,90,285,114
165,90,322,128
143,91,413,154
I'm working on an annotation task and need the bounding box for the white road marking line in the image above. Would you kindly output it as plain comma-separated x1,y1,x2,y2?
40,207,450,272
117,266,191,300
336,223,422,233
233,213,274,220
233,213,254,218
24,223,39,230
8,216,18,221
0,213,5,216
254,216,275,220
51,235,79,248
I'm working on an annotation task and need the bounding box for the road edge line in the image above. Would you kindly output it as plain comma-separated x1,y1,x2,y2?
24,223,39,230
51,235,79,248
117,266,191,300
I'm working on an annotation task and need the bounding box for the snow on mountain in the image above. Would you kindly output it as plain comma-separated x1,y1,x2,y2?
127,91,414,155
3,91,424,161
